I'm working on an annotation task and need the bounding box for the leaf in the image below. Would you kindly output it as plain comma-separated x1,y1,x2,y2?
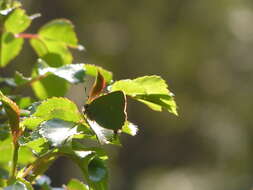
32,97,82,122
16,97,32,109
0,90,20,136
0,124,9,141
14,72,31,86
0,32,24,67
0,137,35,172
71,153,108,190
4,179,33,190
84,64,113,84
122,121,138,136
58,141,108,190
66,179,88,190
39,119,78,147
4,8,31,33
88,157,107,183
21,97,82,129
30,38,72,66
32,73,69,100
22,138,50,156
111,75,178,115
37,60,85,84
39,19,78,47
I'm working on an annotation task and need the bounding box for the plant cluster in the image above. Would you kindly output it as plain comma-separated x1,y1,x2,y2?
0,1,177,189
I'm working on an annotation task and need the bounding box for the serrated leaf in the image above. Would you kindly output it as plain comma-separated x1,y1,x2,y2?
21,97,82,129
0,32,23,67
32,97,82,122
39,119,78,147
4,8,31,33
84,64,113,83
70,153,108,190
37,61,85,84
21,117,44,130
66,179,88,190
111,76,178,115
39,19,78,47
122,121,138,136
58,141,108,190
23,138,50,156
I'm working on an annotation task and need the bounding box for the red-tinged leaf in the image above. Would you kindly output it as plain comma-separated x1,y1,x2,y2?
88,71,106,103
0,91,21,142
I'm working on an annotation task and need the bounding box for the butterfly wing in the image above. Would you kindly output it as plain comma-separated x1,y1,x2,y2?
85,91,127,131
88,71,106,103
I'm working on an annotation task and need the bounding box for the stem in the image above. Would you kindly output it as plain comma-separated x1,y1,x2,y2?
21,150,60,181
15,33,39,39
12,73,49,94
10,142,19,181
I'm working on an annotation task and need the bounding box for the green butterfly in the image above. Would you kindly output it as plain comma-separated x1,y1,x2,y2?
83,71,127,142
84,90,127,133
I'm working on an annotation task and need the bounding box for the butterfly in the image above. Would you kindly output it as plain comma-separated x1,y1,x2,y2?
83,70,127,136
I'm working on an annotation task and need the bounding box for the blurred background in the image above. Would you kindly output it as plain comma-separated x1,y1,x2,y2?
7,0,253,189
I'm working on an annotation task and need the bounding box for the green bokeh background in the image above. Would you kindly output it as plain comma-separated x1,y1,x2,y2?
7,0,253,189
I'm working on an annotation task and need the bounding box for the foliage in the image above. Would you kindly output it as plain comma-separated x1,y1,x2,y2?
0,0,177,189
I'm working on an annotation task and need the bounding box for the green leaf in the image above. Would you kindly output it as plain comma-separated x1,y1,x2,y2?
84,64,113,83
122,121,138,136
14,72,31,86
111,75,178,115
66,179,88,190
71,153,108,190
39,119,78,147
88,157,107,183
0,124,9,141
16,97,32,109
4,8,31,33
0,137,35,172
58,141,108,190
31,66,69,99
32,97,82,122
0,32,23,67
30,39,72,66
22,138,50,156
21,97,82,129
39,19,78,47
21,117,44,130
4,179,33,190
37,60,85,84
